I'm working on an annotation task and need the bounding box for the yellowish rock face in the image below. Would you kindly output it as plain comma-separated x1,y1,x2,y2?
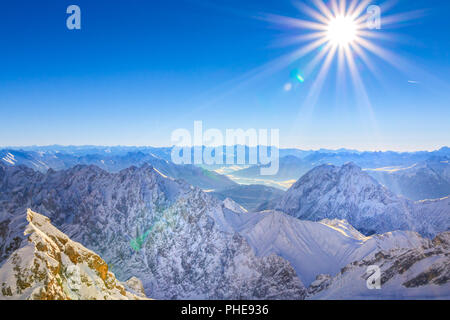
0,209,148,300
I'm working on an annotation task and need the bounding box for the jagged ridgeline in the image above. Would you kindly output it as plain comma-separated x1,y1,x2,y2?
0,164,305,300
0,161,449,300
275,163,449,237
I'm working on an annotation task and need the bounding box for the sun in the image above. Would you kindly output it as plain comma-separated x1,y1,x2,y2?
327,15,357,46
255,0,422,106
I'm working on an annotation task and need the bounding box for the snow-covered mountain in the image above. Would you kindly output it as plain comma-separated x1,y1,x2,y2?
307,232,450,300
0,149,237,191
0,209,147,300
1,161,448,299
224,149,450,197
301,148,450,170
221,209,428,286
368,158,450,201
412,196,450,237
0,163,305,300
275,163,449,237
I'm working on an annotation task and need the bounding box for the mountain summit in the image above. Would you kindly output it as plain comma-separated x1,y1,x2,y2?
276,163,449,237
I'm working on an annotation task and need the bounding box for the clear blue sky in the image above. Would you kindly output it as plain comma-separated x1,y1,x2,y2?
0,0,449,151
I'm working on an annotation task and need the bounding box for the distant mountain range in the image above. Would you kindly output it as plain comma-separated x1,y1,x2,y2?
2,146,449,199
0,149,236,191
5,145,448,167
228,148,450,201
2,145,449,221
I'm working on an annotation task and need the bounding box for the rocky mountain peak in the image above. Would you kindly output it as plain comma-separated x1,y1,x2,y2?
0,209,148,300
276,163,448,237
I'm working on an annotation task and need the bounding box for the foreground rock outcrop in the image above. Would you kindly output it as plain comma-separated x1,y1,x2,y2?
0,209,148,300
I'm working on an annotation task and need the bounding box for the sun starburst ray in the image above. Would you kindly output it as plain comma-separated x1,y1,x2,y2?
355,36,412,73
272,31,328,48
380,10,428,27
338,0,347,17
336,45,347,90
347,0,359,16
303,42,334,77
260,13,327,31
330,0,340,17
293,2,330,25
353,12,370,26
344,45,381,143
312,0,335,20
291,44,338,136
350,0,372,20
350,42,379,78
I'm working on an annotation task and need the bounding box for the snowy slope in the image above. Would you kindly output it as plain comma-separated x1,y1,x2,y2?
0,209,147,300
276,163,449,237
307,232,450,300
0,164,305,300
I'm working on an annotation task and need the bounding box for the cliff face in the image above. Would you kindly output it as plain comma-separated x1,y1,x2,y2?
0,209,147,300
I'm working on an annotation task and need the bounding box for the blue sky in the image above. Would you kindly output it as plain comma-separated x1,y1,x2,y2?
0,0,449,151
